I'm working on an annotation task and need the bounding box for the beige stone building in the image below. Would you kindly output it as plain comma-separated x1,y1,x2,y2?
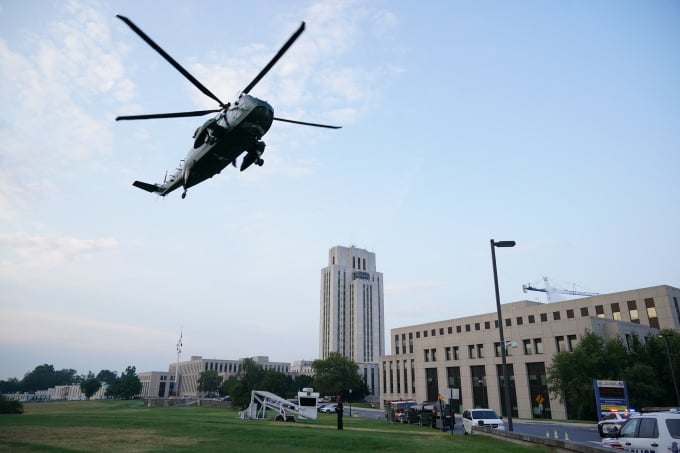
379,284,680,419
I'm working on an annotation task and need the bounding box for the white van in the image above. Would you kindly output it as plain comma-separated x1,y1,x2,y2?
462,408,505,434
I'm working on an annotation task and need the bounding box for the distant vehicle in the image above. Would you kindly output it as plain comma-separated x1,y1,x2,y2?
319,403,338,413
407,403,434,427
598,411,635,437
388,400,416,423
433,402,454,430
462,408,505,435
601,409,680,451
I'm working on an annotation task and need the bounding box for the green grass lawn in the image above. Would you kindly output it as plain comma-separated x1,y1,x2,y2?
0,400,549,452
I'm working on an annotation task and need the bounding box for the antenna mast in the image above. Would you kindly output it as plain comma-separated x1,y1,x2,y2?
174,326,183,397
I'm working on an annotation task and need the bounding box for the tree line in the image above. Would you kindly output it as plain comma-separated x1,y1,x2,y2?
0,364,142,400
547,329,680,420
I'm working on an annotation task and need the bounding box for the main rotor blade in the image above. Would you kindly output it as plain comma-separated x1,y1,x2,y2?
274,117,341,129
116,15,225,107
241,22,306,95
116,109,221,121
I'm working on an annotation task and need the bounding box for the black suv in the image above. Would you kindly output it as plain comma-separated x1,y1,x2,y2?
432,402,454,430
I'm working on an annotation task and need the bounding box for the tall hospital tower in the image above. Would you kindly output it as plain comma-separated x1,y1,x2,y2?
320,245,385,400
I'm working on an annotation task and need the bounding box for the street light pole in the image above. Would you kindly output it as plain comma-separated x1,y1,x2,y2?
491,239,516,432
659,333,680,406
349,388,352,417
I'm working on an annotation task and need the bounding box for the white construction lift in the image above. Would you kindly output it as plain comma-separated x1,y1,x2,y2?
240,388,319,421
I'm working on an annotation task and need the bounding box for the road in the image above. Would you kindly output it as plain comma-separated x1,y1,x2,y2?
345,408,604,448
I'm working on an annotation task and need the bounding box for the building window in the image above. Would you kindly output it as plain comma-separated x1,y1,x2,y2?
440,328,444,335
553,311,561,321
611,303,621,320
416,331,420,339
523,339,533,355
409,333,414,353
475,323,481,331
494,342,502,357
534,338,543,354
627,300,639,324
395,335,400,355
645,298,659,328
468,345,476,359
567,334,578,351
495,320,499,328
432,329,436,337
555,336,565,353
453,346,459,360
431,348,437,362
595,305,605,318
465,324,471,332
580,307,589,317
528,314,535,324
485,321,491,329
566,309,574,319
505,318,512,327
424,330,428,337
411,359,416,393
477,344,484,359
445,346,452,361
516,317,523,326
540,313,548,322
456,325,462,333
424,350,430,362
448,326,453,334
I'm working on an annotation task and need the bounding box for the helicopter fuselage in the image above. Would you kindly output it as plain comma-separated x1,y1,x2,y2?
133,95,274,197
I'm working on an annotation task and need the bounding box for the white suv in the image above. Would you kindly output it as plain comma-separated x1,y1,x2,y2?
462,408,505,435
602,410,680,451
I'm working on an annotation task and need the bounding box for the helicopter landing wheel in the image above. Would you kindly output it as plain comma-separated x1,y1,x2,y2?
181,191,187,199
256,158,264,166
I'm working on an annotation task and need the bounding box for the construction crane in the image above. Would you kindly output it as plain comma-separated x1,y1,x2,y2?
522,276,599,303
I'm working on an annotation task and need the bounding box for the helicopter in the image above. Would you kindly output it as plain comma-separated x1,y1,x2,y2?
115,15,340,199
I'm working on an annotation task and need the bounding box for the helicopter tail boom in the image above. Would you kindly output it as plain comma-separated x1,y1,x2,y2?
132,180,162,193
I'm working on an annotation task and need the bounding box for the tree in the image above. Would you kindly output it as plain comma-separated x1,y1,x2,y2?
547,330,680,420
21,364,78,392
312,353,366,401
96,370,118,385
80,372,102,399
0,395,23,414
547,331,629,420
197,370,223,395
106,366,141,399
0,378,21,394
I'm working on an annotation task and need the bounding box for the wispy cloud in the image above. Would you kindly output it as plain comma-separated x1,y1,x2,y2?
0,0,133,215
0,308,169,354
0,232,118,281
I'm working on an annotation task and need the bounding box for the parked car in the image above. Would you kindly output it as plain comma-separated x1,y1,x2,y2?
388,400,416,423
598,411,635,437
462,408,505,434
602,410,680,451
319,403,338,413
407,403,425,424
406,403,435,427
433,402,454,430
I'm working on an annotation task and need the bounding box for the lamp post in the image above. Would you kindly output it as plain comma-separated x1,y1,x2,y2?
491,239,516,431
349,389,352,417
659,333,680,406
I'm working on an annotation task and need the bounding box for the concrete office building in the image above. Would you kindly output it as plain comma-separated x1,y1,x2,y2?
320,245,385,400
140,356,290,398
379,284,680,419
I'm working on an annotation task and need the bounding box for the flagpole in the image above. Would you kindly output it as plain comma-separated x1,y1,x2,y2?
174,326,182,397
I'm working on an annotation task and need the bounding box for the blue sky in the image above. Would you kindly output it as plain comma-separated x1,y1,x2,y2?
1,0,678,381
